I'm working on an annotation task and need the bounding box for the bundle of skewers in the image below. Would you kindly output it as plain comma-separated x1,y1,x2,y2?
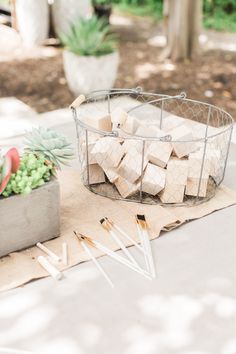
75,214,156,288
35,214,156,287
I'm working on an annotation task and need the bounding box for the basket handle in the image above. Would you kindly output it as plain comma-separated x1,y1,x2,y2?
70,95,86,109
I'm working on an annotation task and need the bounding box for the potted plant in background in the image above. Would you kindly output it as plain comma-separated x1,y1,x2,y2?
60,16,119,95
15,0,49,46
92,0,112,22
0,127,73,258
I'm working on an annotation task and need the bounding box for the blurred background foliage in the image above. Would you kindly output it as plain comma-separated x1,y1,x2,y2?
203,0,236,32
111,0,236,32
0,0,235,31
111,0,163,21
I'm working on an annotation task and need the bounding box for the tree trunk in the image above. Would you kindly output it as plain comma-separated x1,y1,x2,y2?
161,0,202,61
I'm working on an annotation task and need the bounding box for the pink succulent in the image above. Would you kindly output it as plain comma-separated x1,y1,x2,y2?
0,148,20,195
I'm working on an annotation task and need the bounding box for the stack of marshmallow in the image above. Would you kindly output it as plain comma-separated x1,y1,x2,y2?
80,108,221,203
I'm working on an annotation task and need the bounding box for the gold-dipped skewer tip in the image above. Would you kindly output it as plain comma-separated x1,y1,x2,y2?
100,218,112,231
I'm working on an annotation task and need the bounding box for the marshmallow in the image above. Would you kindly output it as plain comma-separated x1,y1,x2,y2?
207,149,221,179
185,176,209,197
121,115,139,135
122,139,143,154
82,164,105,185
82,114,112,132
80,141,97,164
159,184,185,204
166,157,188,185
162,114,185,132
104,167,119,183
191,147,221,178
135,125,167,139
118,152,148,183
111,107,128,127
147,141,172,168
115,176,139,198
142,163,166,195
188,150,210,178
170,125,197,158
90,137,124,169
187,149,210,197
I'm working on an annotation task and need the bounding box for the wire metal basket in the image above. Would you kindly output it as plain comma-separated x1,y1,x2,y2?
71,88,233,206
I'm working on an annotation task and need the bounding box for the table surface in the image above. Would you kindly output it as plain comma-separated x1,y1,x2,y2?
0,125,236,354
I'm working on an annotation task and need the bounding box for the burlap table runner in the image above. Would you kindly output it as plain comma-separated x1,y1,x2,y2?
0,169,236,292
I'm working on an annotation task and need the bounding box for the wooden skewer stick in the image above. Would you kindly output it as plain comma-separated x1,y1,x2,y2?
100,218,140,268
37,256,62,280
36,242,61,262
108,219,147,254
94,238,152,280
136,215,156,278
135,218,150,273
74,231,114,288
74,232,152,280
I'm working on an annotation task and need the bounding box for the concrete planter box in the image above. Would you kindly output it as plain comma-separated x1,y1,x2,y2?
63,50,119,95
0,178,60,258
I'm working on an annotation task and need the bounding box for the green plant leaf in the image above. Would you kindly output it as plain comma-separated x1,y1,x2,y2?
60,16,118,56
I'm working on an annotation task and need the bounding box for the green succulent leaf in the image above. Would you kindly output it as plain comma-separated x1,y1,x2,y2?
24,127,74,168
60,16,118,57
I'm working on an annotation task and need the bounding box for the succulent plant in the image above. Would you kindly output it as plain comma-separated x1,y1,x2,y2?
60,16,117,56
24,127,74,168
0,128,73,198
1,152,54,198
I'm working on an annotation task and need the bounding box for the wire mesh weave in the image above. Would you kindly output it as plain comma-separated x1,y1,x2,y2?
71,88,233,206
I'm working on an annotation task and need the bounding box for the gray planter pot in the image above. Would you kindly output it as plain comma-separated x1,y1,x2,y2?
63,50,119,95
0,178,60,258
